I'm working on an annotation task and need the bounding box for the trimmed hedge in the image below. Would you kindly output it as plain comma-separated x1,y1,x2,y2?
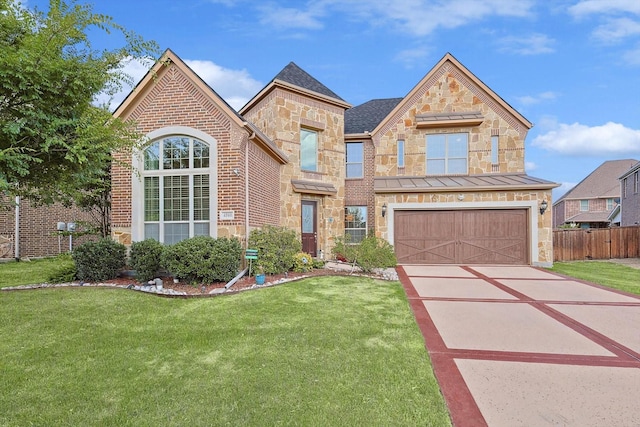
161,236,242,284
248,226,301,274
73,238,126,282
129,239,164,282
332,234,397,273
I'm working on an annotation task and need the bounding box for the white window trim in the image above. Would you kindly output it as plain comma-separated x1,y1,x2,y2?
346,142,364,178
131,126,218,243
300,128,318,172
345,206,367,243
426,133,469,175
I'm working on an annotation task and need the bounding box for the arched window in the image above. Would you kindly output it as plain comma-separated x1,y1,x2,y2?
141,136,211,244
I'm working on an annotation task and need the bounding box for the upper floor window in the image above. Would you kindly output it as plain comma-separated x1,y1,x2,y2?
397,140,405,168
346,142,363,178
635,171,639,194
142,136,210,244
491,135,499,165
300,128,317,172
426,133,468,175
606,198,615,210
580,200,589,211
345,206,367,244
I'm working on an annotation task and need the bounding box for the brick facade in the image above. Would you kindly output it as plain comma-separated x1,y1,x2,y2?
621,166,640,226
0,197,96,259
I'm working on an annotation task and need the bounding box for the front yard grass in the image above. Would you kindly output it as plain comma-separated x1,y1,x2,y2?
0,257,61,288
549,261,640,296
0,276,451,426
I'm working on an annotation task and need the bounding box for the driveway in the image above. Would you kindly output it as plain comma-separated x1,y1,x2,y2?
398,265,640,427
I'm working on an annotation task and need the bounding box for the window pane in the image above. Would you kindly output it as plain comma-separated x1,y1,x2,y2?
194,223,209,236
302,203,314,233
345,206,367,244
427,159,445,175
164,223,189,245
144,141,160,170
491,136,499,164
427,135,446,158
163,137,190,170
448,134,468,157
193,140,209,169
397,140,405,168
448,158,467,174
164,175,189,221
144,176,159,221
300,129,317,171
194,174,210,221
346,142,363,178
144,223,159,241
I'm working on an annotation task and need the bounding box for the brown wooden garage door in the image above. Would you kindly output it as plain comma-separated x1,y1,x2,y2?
394,209,529,265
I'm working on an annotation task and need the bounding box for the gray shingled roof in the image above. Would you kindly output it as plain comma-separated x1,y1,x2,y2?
344,98,403,134
274,62,345,102
555,159,638,202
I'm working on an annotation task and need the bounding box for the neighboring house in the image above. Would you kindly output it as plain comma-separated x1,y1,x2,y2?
619,161,640,226
0,197,95,259
553,159,638,229
111,50,558,266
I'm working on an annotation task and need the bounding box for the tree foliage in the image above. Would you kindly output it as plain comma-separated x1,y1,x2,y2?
0,0,158,204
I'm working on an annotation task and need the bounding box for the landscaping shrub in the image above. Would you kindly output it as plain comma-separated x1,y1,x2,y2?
46,253,77,283
292,252,313,273
331,234,397,273
161,236,242,284
248,226,301,274
72,238,126,282
129,239,164,282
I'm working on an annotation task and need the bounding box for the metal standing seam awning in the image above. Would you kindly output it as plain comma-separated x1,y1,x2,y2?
374,173,559,193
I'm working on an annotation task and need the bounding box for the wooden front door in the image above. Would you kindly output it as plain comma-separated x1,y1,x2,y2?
301,200,317,256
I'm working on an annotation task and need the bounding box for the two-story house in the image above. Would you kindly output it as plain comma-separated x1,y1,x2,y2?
619,161,640,226
553,159,638,229
110,50,558,266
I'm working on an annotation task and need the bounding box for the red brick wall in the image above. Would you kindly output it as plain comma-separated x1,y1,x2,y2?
111,63,244,232
0,197,97,258
248,141,280,227
345,139,375,230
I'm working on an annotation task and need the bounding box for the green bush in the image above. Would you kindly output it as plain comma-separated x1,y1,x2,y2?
161,236,242,284
312,258,326,269
248,226,301,274
331,234,396,273
292,252,313,273
72,238,126,282
46,253,77,283
129,239,164,282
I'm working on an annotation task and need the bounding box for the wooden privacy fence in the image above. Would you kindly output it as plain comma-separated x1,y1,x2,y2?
553,226,640,262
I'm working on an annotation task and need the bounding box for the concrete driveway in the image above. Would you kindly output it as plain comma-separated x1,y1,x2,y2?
398,265,640,427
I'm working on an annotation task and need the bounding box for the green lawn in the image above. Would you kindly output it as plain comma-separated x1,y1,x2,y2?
0,276,451,426
549,261,640,296
0,257,63,288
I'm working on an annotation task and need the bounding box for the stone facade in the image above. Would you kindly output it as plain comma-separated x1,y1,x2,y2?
242,87,348,256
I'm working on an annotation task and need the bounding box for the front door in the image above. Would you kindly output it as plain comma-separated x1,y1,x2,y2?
301,200,317,256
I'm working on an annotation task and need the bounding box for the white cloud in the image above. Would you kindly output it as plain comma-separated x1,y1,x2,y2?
532,122,640,156
622,44,640,65
394,46,431,67
257,4,325,30
96,57,262,112
185,60,263,110
516,91,558,106
569,0,640,17
497,33,556,55
592,17,640,43
554,182,577,200
525,161,537,171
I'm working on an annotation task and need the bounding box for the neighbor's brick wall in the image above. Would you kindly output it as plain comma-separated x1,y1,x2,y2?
553,200,566,228
0,197,97,258
373,65,526,177
111,62,249,244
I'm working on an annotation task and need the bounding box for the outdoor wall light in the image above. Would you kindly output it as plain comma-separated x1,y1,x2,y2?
381,203,387,218
539,200,548,215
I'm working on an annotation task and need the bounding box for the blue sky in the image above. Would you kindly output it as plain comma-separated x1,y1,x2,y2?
27,0,640,199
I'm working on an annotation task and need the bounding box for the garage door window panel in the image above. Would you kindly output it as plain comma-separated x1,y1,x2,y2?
426,133,468,175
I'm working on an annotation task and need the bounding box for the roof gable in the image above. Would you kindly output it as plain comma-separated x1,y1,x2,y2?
113,49,244,128
274,62,345,102
555,159,639,202
370,53,532,139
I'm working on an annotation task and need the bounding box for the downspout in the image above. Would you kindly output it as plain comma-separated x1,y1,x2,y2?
14,196,20,260
245,134,252,249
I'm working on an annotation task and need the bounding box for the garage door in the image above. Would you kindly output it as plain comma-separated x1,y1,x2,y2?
394,209,529,265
